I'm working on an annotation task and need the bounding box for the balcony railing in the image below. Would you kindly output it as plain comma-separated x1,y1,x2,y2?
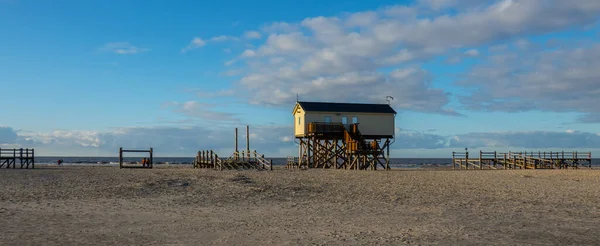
307,122,345,134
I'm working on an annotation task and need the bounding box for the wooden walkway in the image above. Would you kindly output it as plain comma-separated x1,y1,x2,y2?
452,151,592,170
194,150,272,171
0,148,35,169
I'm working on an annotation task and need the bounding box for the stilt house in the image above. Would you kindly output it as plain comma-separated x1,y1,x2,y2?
292,101,396,170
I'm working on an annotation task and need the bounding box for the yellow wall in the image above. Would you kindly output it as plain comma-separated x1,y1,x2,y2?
294,108,395,137
293,106,305,137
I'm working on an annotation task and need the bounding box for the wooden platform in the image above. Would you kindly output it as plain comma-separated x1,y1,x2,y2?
0,148,34,169
452,151,592,170
194,150,272,171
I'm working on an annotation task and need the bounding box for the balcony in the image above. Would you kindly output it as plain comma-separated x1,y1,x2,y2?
306,122,345,137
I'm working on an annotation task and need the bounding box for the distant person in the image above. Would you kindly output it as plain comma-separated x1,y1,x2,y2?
57,159,63,165
142,158,147,167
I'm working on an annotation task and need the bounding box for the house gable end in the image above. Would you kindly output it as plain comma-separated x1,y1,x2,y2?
292,103,304,115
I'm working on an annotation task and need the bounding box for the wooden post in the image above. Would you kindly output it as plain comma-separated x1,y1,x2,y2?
119,147,123,169
270,159,273,171
197,151,201,168
235,128,238,161
452,152,455,169
465,151,469,170
494,151,497,169
210,150,214,168
562,151,565,169
298,140,302,168
213,153,217,170
386,139,390,170
150,148,153,168
503,153,507,169
575,151,578,169
246,125,250,160
479,150,483,169
20,148,24,168
512,152,517,169
32,149,35,169
218,154,222,171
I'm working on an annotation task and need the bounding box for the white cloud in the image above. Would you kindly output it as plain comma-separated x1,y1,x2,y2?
458,43,600,121
240,49,256,58
261,22,299,33
257,32,316,55
464,49,479,57
417,0,457,10
223,0,600,115
9,125,295,157
18,130,101,147
99,42,149,55
181,37,206,53
225,59,236,66
244,31,262,39
210,35,240,42
345,11,378,27
163,101,239,122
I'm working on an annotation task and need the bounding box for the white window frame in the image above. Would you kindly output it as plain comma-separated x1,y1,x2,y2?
352,116,358,124
324,116,331,123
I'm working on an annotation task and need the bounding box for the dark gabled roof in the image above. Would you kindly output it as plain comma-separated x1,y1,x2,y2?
297,101,397,114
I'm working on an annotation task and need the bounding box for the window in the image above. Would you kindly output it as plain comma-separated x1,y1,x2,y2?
324,116,331,123
352,116,358,124
342,116,348,125
298,116,301,125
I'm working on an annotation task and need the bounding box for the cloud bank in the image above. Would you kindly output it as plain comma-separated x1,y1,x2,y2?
2,125,599,157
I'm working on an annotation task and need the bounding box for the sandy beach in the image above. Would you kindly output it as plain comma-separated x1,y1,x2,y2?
1,166,600,245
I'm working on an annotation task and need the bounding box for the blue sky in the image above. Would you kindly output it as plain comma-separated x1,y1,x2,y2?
1,0,600,157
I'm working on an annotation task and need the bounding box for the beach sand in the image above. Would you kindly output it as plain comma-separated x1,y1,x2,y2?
1,166,600,245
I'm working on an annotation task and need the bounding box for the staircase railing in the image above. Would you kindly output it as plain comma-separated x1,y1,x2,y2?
345,123,369,151
253,150,273,170
214,154,223,170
